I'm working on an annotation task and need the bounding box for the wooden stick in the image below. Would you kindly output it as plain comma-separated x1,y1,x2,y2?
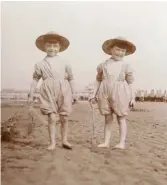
90,103,96,148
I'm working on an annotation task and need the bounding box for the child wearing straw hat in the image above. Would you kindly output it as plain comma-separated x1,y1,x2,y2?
90,36,136,149
28,31,77,150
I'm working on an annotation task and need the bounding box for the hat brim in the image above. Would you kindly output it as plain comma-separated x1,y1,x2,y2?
35,34,70,52
102,39,136,55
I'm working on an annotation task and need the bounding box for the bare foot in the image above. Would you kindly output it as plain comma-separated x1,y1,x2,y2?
97,143,109,148
62,141,72,149
47,144,56,150
114,143,125,149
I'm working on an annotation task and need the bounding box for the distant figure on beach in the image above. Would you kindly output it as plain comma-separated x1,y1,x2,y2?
140,90,144,102
155,90,159,102
144,90,148,101
90,36,136,149
135,90,140,102
28,31,77,150
163,90,167,102
135,90,144,102
149,89,155,102
157,89,163,102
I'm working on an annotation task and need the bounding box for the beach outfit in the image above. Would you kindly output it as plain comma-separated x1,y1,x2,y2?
33,31,73,115
97,36,136,116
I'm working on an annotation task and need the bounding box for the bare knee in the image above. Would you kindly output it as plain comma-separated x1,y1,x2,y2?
59,115,68,124
105,114,114,124
48,113,57,124
117,115,126,124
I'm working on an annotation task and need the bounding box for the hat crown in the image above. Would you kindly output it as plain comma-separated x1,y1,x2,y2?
115,36,127,41
102,36,136,55
45,31,60,36
35,31,70,52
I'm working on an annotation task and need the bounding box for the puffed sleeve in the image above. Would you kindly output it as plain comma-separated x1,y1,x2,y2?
125,64,134,84
96,63,103,81
33,63,42,81
66,64,74,81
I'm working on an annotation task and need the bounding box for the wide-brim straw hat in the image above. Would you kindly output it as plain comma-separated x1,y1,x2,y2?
102,36,136,55
35,31,70,52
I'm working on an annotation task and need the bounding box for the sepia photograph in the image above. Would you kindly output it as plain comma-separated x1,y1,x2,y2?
1,1,167,185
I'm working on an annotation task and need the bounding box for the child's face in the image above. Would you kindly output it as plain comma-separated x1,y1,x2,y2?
44,42,60,57
110,46,126,61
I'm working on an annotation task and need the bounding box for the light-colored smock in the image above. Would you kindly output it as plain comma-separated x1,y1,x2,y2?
96,58,134,116
33,55,73,115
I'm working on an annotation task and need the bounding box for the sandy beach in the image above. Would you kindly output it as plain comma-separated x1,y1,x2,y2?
1,101,167,185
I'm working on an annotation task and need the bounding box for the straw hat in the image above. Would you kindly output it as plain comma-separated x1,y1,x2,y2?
35,31,70,52
102,36,136,55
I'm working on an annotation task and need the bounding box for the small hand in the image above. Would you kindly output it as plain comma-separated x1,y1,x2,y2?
89,96,97,105
28,95,34,106
129,98,135,107
72,93,77,105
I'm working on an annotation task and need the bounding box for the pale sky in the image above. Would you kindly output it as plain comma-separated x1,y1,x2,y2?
1,1,167,92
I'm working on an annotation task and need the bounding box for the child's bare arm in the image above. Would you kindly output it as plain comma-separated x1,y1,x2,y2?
29,79,39,98
129,84,135,100
68,80,76,94
125,64,135,100
92,81,101,98
91,64,103,99
66,64,76,94
29,63,41,98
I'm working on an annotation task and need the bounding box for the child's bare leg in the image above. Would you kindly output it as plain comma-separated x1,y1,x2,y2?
59,115,72,149
115,116,127,149
98,114,113,148
47,113,57,150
